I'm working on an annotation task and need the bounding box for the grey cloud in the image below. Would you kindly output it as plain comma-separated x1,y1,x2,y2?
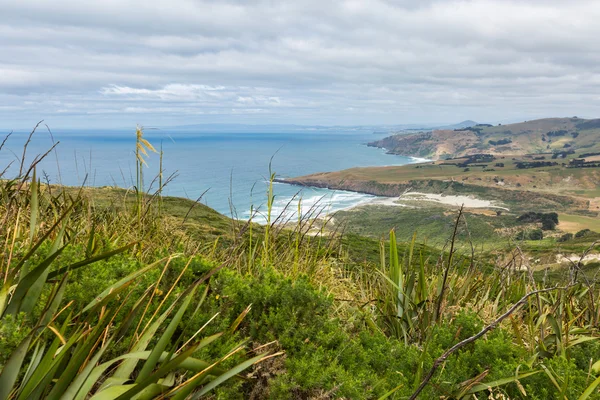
1,0,600,128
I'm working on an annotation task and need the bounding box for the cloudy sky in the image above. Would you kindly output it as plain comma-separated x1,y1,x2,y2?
2,0,600,128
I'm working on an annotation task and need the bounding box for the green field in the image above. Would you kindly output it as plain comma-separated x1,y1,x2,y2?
559,213,600,233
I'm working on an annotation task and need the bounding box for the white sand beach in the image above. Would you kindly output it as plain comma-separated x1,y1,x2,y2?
347,191,509,211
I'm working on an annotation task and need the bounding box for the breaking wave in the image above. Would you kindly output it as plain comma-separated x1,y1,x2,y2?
242,187,375,224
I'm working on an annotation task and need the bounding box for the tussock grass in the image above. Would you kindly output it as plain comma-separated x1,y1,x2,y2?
0,124,277,399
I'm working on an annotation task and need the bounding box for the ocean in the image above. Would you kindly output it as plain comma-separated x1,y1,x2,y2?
0,127,415,221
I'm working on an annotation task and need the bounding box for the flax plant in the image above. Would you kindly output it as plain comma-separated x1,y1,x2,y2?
0,126,275,399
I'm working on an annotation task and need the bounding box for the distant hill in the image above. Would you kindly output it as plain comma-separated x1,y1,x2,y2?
434,120,478,130
166,121,479,134
368,117,600,160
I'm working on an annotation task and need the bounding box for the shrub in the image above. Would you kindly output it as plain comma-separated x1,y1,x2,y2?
517,212,558,230
542,219,557,231
529,229,544,240
575,229,593,238
557,233,573,242
516,229,544,240
489,138,512,146
205,268,422,399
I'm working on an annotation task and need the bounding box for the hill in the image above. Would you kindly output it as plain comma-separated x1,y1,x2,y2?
282,153,599,212
2,128,600,399
369,117,600,160
280,152,600,248
434,119,478,130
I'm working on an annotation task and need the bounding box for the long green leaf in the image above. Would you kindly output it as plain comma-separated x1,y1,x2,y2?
113,343,202,400
466,370,541,394
137,283,198,381
190,352,269,399
62,339,113,400
0,334,33,399
46,314,112,400
90,385,136,400
20,341,45,390
29,167,38,244
38,273,70,327
77,342,224,400
3,244,68,316
378,384,404,400
579,375,600,400
566,336,599,348
17,317,74,400
10,200,78,278
21,221,67,315
108,298,175,386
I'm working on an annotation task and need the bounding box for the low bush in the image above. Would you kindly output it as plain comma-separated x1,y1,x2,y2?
516,229,544,240
557,232,574,242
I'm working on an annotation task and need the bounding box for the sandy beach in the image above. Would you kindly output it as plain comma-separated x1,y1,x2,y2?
347,191,509,211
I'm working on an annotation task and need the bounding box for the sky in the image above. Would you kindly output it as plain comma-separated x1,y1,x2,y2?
1,0,600,129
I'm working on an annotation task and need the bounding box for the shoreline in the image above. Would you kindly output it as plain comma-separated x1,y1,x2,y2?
274,177,509,215
341,191,509,212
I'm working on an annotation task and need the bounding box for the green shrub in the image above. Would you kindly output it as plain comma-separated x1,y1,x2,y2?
542,219,557,230
516,229,544,240
557,233,574,242
575,228,594,238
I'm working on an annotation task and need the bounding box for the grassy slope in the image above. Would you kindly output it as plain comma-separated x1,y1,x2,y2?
284,153,600,256
4,178,599,399
4,126,600,399
284,154,599,214
61,186,234,242
369,117,600,160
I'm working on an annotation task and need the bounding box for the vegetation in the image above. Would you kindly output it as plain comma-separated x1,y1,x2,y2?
557,233,574,242
283,151,599,217
576,229,597,239
0,127,277,399
517,212,559,230
489,138,512,146
369,117,600,160
515,228,544,241
1,125,600,399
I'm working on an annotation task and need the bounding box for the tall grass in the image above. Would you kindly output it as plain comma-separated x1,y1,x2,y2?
0,125,276,399
367,208,600,398
1,123,599,398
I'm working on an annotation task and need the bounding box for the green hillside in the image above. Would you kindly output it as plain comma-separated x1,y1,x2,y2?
369,117,600,160
1,128,600,399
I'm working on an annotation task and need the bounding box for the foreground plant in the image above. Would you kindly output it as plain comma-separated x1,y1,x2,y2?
373,209,600,398
0,126,275,399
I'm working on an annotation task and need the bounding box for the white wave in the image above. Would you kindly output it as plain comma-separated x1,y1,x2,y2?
242,188,376,224
409,157,432,163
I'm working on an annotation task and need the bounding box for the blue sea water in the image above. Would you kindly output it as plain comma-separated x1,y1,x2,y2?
0,128,415,221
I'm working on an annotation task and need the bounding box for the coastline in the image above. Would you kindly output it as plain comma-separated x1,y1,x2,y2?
328,191,509,212
273,176,509,215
